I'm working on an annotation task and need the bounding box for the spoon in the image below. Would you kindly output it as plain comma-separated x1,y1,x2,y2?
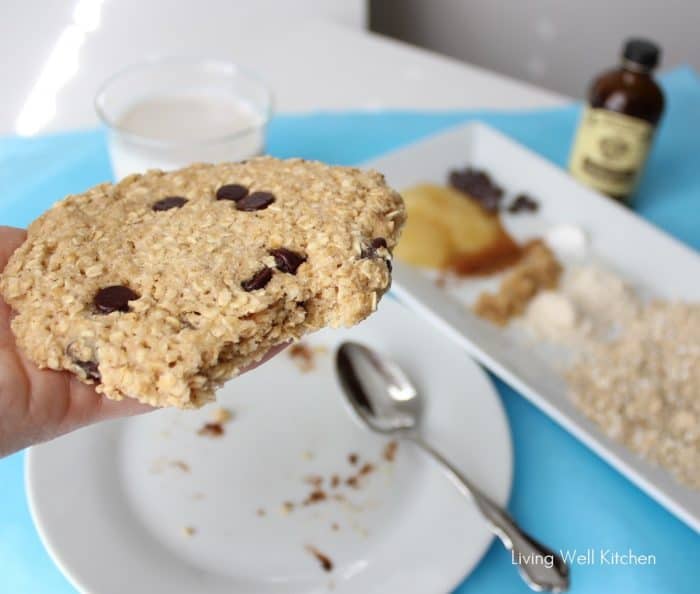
335,341,570,593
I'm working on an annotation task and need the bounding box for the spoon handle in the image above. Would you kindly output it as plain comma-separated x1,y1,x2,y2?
409,436,570,593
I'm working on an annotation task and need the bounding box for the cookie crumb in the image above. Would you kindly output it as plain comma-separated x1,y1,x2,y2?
358,463,374,477
151,458,191,473
182,525,197,537
331,522,340,531
197,422,224,437
303,489,327,505
289,342,315,372
305,545,333,572
343,462,375,489
383,440,398,462
330,474,340,488
171,460,190,473
304,475,323,488
302,450,315,461
211,407,234,424
348,453,358,466
281,501,295,515
256,508,266,517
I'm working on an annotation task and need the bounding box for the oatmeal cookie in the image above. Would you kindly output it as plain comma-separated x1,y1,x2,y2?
1,157,405,407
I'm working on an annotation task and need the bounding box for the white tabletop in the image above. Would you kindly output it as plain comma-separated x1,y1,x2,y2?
1,2,568,136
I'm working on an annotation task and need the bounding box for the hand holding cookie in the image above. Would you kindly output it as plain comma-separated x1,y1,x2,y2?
0,158,405,454
0,226,284,457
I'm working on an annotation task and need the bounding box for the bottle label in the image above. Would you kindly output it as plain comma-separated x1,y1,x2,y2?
569,107,653,199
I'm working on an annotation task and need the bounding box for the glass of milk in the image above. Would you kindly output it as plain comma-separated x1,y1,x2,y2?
95,57,272,180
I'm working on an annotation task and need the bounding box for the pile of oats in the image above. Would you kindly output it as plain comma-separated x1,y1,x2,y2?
567,300,700,489
520,264,699,489
473,240,562,326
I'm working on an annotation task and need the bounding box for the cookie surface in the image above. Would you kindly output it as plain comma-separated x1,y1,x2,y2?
1,158,405,407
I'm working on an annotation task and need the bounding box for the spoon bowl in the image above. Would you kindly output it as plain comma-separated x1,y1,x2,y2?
336,341,420,434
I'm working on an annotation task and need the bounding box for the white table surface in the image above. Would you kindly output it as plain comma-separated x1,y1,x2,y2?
1,1,567,136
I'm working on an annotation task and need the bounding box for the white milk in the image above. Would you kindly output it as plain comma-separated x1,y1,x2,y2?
108,94,265,180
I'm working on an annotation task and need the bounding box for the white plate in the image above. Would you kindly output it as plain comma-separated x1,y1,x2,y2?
26,298,512,594
367,122,700,532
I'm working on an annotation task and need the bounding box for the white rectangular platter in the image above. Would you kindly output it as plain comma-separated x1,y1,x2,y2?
366,122,700,532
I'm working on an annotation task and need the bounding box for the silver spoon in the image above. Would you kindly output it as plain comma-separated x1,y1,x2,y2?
335,341,570,593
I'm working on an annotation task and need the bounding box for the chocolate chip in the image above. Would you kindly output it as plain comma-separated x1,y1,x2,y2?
508,193,540,213
361,237,388,259
236,191,275,212
93,285,140,314
216,184,248,202
241,267,273,291
152,196,188,211
75,360,101,383
449,167,504,213
370,237,387,250
270,248,307,274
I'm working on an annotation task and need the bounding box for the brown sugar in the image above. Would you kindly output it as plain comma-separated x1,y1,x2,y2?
473,240,562,326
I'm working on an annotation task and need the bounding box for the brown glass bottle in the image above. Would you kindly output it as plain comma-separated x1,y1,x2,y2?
569,39,664,204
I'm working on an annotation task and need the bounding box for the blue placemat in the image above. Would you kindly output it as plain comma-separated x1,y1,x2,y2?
1,67,699,594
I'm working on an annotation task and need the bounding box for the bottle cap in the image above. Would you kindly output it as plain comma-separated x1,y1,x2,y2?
623,39,661,69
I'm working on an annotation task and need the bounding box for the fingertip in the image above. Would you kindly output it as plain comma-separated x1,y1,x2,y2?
67,373,154,422
0,226,27,271
98,396,155,419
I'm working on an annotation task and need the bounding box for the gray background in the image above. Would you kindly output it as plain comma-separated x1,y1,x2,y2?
370,0,698,98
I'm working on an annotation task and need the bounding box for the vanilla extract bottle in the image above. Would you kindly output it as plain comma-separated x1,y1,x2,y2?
569,39,665,204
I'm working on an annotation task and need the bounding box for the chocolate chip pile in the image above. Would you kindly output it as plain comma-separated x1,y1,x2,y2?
449,167,504,212
449,166,539,214
1,157,405,407
508,193,539,213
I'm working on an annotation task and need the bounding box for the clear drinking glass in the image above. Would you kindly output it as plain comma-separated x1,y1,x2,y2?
95,57,273,180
